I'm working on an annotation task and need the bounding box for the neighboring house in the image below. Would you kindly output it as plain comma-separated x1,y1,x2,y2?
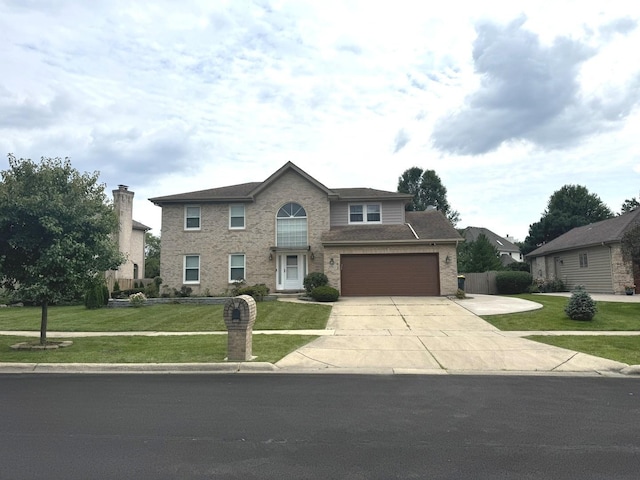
108,185,150,288
462,227,522,266
149,162,462,296
526,208,640,294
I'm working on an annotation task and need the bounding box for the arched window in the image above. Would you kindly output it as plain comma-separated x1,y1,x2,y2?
276,203,307,247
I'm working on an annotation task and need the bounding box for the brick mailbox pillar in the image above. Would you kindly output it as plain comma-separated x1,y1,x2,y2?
223,295,257,361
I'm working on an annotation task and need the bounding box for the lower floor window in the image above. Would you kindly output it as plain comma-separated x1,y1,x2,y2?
229,254,245,282
579,253,588,268
184,255,200,283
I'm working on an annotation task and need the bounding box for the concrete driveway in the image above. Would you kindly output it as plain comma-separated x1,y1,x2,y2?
275,296,628,375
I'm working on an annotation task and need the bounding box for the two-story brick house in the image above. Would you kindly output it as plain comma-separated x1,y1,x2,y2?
149,162,462,296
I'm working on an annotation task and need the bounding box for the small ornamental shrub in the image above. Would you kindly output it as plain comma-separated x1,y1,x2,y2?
504,262,530,272
565,286,597,321
128,292,147,307
310,285,339,302
236,284,270,301
84,281,106,309
303,272,329,293
455,288,466,299
495,271,533,294
113,280,120,293
101,284,110,305
144,282,159,298
177,286,193,297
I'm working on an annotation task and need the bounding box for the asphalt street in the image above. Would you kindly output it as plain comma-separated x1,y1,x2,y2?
1,374,639,479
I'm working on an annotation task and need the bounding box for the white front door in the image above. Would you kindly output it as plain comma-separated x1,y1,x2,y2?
277,254,306,290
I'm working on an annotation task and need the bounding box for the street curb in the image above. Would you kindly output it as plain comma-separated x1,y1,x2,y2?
620,364,640,375
0,362,279,374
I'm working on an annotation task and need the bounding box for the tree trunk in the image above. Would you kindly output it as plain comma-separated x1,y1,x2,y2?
40,301,48,345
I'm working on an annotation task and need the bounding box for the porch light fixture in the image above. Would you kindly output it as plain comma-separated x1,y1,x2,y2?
269,253,273,261
310,252,315,260
329,258,334,266
445,255,451,264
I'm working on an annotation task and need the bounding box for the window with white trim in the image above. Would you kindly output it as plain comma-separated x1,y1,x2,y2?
185,206,201,230
229,204,245,229
184,255,200,283
276,203,307,247
579,253,588,268
229,254,246,282
349,203,381,224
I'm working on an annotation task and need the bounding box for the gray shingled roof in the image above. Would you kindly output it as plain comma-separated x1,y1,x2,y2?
132,219,151,230
463,227,519,253
527,208,640,257
322,210,462,244
149,162,413,205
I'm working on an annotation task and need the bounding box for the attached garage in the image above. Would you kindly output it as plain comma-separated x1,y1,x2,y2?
340,254,440,296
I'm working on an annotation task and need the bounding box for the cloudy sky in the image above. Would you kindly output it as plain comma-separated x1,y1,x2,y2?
2,1,639,241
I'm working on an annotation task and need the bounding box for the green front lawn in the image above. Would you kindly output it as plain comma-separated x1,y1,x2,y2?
482,294,640,331
0,301,331,332
0,334,318,364
527,335,640,366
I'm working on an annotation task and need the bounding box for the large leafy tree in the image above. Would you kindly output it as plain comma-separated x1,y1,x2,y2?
145,232,161,279
457,234,502,273
397,167,460,225
621,197,639,214
522,185,614,254
0,155,123,344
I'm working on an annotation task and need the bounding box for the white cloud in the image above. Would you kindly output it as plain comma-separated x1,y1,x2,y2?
1,0,639,241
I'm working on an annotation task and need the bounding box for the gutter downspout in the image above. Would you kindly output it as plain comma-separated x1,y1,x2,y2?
406,223,419,240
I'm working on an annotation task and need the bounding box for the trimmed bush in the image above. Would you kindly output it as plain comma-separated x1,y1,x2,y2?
310,285,339,302
495,271,533,294
303,272,329,293
565,286,597,321
84,281,105,309
236,283,270,301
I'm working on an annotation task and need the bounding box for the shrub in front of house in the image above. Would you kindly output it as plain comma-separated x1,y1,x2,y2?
303,272,329,293
310,285,339,302
496,271,533,294
236,283,270,301
84,281,107,309
565,286,597,321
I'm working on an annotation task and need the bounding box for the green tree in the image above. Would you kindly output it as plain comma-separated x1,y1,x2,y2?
457,234,502,273
522,185,614,254
0,155,123,344
621,197,639,214
397,167,460,225
145,232,161,278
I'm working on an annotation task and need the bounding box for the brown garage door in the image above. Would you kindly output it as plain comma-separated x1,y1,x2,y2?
341,254,440,296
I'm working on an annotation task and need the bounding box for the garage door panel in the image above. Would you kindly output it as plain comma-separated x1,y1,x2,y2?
341,254,440,296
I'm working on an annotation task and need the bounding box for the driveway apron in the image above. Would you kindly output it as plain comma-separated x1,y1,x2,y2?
275,297,626,374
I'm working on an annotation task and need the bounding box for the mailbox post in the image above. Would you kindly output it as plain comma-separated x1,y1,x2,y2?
223,295,257,361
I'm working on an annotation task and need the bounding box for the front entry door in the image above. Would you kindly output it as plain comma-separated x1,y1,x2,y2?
277,254,306,290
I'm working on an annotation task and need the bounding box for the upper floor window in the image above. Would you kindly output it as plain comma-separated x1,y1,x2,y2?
349,203,381,224
185,206,201,230
277,202,307,247
229,204,245,229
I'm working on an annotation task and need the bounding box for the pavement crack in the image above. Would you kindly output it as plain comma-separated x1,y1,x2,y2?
552,352,579,371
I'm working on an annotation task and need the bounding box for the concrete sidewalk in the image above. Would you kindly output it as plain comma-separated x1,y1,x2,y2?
1,295,638,376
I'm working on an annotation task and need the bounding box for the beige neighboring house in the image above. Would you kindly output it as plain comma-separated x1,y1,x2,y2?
149,162,462,296
526,208,640,294
107,185,150,289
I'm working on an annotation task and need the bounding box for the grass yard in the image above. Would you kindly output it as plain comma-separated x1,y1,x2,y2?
526,335,640,366
0,334,318,363
482,294,640,331
0,301,331,332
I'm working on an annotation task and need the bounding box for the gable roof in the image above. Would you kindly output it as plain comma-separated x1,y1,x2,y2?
527,208,640,258
322,210,462,245
132,220,151,231
149,162,412,205
463,227,519,253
